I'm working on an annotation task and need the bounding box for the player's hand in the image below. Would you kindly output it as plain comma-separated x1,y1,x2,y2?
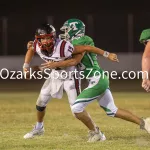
108,53,119,62
32,65,43,71
142,79,150,92
23,66,43,80
41,61,57,69
27,41,34,50
23,67,30,80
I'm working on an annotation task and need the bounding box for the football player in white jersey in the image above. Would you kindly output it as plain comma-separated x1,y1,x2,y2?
23,24,82,139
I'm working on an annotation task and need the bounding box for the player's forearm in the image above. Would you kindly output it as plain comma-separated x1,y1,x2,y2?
51,59,78,68
142,42,150,79
52,53,84,68
142,56,150,71
74,45,106,55
41,53,84,69
23,49,35,69
142,56,150,79
82,45,105,55
24,49,34,64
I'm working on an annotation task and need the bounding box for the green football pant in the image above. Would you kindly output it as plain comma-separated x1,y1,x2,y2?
71,75,118,117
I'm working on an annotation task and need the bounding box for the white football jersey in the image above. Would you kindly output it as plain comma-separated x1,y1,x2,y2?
34,39,76,73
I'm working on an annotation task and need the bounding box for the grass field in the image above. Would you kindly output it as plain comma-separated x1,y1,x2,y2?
1,80,150,150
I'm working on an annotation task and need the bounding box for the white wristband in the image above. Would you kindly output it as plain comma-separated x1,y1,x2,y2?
103,51,110,58
23,63,29,68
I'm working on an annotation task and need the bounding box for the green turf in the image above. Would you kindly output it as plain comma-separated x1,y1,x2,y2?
0,91,150,150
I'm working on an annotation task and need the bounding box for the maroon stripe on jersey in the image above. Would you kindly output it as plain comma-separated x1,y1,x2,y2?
73,74,80,96
60,41,66,57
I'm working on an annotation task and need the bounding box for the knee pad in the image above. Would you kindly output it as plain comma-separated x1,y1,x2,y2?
71,103,84,114
36,105,46,112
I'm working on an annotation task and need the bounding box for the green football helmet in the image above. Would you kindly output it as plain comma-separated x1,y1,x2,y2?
139,29,150,44
59,19,85,41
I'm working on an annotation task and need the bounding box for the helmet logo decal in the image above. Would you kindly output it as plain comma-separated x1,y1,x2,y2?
69,22,78,31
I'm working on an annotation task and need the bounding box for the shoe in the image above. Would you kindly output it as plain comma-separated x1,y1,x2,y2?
23,126,45,139
140,117,150,133
87,127,106,142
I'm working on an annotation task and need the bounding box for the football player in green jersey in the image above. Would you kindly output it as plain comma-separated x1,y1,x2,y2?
42,19,150,142
25,24,118,141
139,29,150,92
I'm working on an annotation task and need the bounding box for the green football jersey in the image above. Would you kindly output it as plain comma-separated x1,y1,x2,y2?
72,35,104,77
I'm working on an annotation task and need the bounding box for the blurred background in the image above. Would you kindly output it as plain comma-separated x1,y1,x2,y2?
0,0,150,92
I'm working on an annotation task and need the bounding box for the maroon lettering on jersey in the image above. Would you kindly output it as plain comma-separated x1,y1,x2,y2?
68,45,74,53
60,40,66,57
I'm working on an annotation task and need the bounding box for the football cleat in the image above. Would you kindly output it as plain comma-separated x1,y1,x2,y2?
140,117,150,133
23,126,45,139
87,127,106,142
